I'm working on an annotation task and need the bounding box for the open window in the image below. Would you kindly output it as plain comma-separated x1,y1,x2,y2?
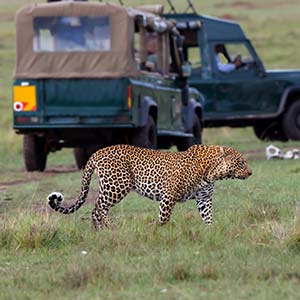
180,29,202,75
134,29,160,72
133,15,183,76
134,27,171,75
186,47,201,75
213,42,255,73
33,16,111,52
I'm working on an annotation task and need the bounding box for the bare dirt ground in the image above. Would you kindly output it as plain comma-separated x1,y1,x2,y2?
0,165,77,191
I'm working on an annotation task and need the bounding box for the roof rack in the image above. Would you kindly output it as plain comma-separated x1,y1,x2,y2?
184,0,197,14
166,0,197,14
98,0,124,5
166,0,176,14
98,0,197,14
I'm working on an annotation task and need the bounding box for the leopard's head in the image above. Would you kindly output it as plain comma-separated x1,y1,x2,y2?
206,146,252,181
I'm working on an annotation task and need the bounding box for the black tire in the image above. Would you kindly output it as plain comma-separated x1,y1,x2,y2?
177,113,202,151
74,147,99,170
23,134,47,172
253,124,266,140
131,116,157,149
282,100,300,140
157,136,172,149
253,122,288,141
74,148,90,170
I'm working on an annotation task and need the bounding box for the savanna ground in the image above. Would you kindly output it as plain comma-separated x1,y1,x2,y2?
1,0,300,299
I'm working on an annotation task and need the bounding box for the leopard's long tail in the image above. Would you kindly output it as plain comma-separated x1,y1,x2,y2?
47,155,95,214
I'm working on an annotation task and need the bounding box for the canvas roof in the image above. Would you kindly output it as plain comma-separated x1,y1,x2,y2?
14,1,141,79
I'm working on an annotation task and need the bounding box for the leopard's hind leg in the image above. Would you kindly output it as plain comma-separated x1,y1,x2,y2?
92,173,133,230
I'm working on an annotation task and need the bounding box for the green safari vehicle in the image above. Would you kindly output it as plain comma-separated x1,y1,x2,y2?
164,5,300,141
13,1,204,171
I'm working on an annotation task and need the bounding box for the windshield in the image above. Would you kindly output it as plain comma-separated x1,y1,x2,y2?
33,16,110,52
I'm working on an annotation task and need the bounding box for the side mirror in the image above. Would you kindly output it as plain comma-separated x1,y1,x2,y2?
181,62,192,78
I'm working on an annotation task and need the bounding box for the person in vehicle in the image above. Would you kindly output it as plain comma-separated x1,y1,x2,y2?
145,33,158,71
215,44,242,72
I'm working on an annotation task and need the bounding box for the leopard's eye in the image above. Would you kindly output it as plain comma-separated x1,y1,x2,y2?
237,159,245,167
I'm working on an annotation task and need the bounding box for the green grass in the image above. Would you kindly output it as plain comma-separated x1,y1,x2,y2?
3,144,300,299
2,0,300,299
2,175,300,300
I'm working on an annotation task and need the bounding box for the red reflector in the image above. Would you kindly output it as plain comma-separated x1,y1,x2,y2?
16,116,39,123
14,102,24,112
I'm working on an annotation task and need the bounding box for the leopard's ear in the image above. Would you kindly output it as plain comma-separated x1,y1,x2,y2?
214,145,233,159
221,146,235,158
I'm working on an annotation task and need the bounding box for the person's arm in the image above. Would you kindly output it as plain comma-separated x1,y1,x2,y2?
216,55,236,72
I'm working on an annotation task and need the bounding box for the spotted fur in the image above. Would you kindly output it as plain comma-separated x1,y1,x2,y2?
48,144,252,229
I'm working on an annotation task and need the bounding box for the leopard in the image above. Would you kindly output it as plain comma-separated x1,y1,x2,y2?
48,144,252,229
